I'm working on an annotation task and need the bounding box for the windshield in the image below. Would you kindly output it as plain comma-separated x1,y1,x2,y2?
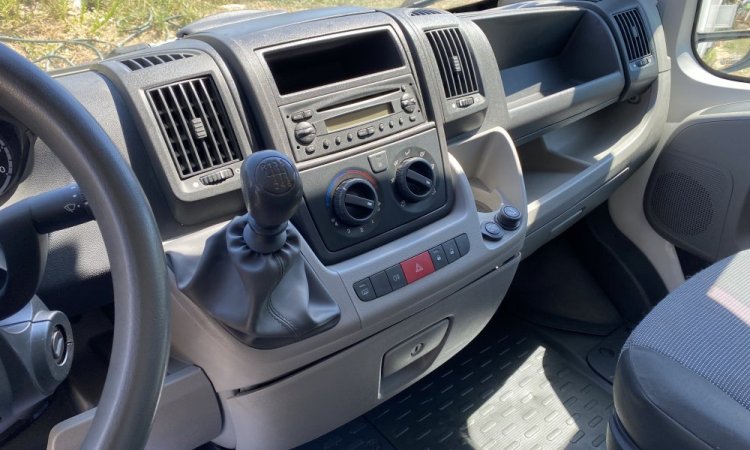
1,0,467,71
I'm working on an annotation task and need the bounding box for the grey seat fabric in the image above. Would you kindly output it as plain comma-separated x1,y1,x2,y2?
612,250,750,449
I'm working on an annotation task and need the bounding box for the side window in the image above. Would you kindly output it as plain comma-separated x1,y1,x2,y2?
695,1,750,79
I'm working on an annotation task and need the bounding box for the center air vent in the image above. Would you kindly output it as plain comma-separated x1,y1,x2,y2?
120,52,194,71
613,8,652,62
147,77,242,179
411,9,442,16
425,27,479,99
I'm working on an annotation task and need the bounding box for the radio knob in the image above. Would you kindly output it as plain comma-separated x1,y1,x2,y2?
333,178,379,226
395,157,436,202
401,93,417,114
294,121,316,145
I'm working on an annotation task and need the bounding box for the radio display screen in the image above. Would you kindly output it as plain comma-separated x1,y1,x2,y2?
325,103,394,132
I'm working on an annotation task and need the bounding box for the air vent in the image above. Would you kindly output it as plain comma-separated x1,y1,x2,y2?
613,8,652,62
411,8,442,16
425,27,479,99
120,52,194,71
147,77,242,179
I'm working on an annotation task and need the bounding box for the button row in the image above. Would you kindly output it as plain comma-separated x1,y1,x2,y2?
353,234,470,302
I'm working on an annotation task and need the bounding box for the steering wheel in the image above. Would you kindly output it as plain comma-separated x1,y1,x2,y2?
0,45,170,450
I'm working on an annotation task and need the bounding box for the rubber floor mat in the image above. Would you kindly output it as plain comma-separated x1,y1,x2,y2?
298,321,613,450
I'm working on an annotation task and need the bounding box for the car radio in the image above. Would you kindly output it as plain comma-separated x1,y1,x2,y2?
280,75,426,162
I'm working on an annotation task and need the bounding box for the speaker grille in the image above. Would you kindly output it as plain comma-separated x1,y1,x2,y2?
645,152,732,259
651,172,713,236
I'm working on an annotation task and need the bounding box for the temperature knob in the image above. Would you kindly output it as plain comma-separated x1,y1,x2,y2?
395,157,436,202
333,178,379,226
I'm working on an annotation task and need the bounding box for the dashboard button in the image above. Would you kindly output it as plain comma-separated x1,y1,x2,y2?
347,133,354,142
370,271,393,297
368,151,388,173
401,252,435,284
442,239,460,263
294,122,316,145
379,123,385,131
482,221,504,241
291,110,312,122
354,278,376,302
455,234,470,256
429,246,448,270
357,128,369,139
335,136,342,145
401,93,417,113
367,126,375,135
385,265,407,290
304,145,315,155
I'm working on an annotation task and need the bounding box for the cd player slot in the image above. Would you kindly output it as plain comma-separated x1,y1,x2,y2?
318,89,400,113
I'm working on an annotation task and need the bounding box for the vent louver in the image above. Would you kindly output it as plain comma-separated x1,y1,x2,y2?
425,27,479,99
120,52,194,71
147,77,242,179
411,9,442,16
613,8,652,62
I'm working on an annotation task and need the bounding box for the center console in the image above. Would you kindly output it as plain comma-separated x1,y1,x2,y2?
255,24,452,263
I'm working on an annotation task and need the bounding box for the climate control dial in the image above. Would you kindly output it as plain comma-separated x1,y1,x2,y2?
333,178,379,226
395,157,436,202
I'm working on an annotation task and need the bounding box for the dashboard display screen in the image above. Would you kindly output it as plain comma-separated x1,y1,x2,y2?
325,103,394,132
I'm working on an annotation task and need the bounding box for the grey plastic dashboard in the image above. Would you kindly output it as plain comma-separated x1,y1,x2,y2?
1,1,671,447
0,0,669,307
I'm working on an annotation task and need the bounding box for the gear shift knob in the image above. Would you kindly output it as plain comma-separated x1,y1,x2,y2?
240,150,303,253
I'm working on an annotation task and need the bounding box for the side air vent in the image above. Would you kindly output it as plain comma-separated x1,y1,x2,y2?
120,52,194,71
613,8,652,62
411,9,442,16
425,27,479,99
147,77,242,179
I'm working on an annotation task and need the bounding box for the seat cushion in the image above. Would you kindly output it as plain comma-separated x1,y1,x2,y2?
614,250,750,449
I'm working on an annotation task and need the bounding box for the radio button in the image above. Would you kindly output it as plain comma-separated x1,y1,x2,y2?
292,109,312,122
357,128,369,139
367,126,375,135
401,93,417,113
335,136,342,145
368,151,388,173
379,123,385,131
304,145,315,155
409,115,417,122
323,140,330,150
347,133,354,142
389,120,395,128
294,122,316,145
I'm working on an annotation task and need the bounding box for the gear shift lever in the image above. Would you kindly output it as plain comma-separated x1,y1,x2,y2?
241,151,303,254
168,150,340,349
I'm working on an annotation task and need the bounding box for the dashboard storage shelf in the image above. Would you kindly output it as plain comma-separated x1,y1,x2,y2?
471,7,625,143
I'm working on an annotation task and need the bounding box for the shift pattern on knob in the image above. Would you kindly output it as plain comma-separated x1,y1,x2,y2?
240,150,303,253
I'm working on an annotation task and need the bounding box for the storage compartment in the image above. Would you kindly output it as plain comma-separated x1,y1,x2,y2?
264,28,405,95
515,86,656,236
518,139,591,206
472,7,625,141
448,128,525,217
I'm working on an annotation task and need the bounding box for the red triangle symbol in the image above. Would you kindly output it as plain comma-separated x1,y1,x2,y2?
415,263,423,273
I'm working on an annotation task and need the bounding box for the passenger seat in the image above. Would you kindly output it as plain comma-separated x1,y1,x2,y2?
608,250,750,449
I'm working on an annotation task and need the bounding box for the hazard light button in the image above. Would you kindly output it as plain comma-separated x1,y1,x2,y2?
400,252,436,284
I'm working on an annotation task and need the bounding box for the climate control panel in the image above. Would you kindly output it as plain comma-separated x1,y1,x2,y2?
296,129,449,262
